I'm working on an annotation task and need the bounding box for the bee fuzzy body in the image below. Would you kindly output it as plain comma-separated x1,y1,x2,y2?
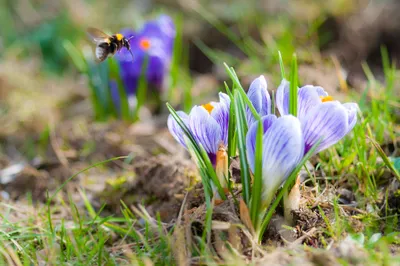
87,28,134,62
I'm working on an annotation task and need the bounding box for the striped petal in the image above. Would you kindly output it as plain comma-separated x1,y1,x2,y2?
246,76,271,126
297,85,322,120
276,79,290,116
302,101,349,153
343,102,359,134
189,106,221,155
276,81,323,120
246,115,278,173
315,86,329,97
211,93,231,146
167,111,190,148
260,115,304,206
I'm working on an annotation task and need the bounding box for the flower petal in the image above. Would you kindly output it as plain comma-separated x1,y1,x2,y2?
141,15,176,41
246,115,278,173
315,86,329,97
302,101,349,153
277,81,324,120
219,92,231,106
246,76,271,125
276,79,290,116
297,85,322,120
211,93,231,145
167,111,190,148
156,15,176,47
343,102,359,134
261,115,304,205
189,106,221,155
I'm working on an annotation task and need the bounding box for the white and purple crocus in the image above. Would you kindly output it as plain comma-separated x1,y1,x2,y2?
111,15,176,108
245,76,358,208
275,80,358,154
167,93,231,166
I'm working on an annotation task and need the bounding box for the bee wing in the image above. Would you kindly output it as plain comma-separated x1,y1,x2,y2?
87,27,111,43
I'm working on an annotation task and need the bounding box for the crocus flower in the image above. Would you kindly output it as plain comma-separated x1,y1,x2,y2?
275,80,358,153
114,15,176,96
168,93,230,166
246,76,271,126
246,115,304,209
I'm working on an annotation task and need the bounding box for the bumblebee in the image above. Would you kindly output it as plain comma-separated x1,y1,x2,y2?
87,27,134,62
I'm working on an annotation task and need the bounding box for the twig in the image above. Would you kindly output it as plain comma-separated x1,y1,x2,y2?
288,227,317,248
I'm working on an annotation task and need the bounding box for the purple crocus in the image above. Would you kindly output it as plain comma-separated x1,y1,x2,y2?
114,15,176,96
246,76,271,126
275,80,358,154
168,93,230,165
246,115,304,209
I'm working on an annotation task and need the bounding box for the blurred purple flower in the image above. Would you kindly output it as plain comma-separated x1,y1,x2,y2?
246,115,304,208
275,80,358,154
168,93,230,165
114,15,176,96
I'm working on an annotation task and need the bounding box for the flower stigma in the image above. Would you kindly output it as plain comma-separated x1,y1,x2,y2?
202,103,214,114
139,38,151,51
320,95,333,102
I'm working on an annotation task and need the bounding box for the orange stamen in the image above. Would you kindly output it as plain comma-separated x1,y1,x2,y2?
320,95,333,102
202,103,214,114
139,38,151,51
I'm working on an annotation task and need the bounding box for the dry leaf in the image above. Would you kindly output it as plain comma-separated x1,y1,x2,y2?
216,143,229,188
228,224,242,252
173,225,189,266
287,175,301,211
239,199,255,234
284,175,301,225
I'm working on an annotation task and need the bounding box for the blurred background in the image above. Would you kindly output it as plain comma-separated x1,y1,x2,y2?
0,0,399,210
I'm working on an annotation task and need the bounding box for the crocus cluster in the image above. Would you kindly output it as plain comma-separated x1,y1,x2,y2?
111,15,176,109
168,75,358,209
245,76,358,208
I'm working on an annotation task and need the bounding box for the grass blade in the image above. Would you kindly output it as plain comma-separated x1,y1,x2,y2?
108,58,127,119
233,90,251,204
168,14,183,102
63,40,87,73
84,56,109,120
250,119,263,229
185,138,213,201
278,51,286,80
227,97,237,159
367,124,400,181
289,54,298,116
166,103,199,150
223,63,260,121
